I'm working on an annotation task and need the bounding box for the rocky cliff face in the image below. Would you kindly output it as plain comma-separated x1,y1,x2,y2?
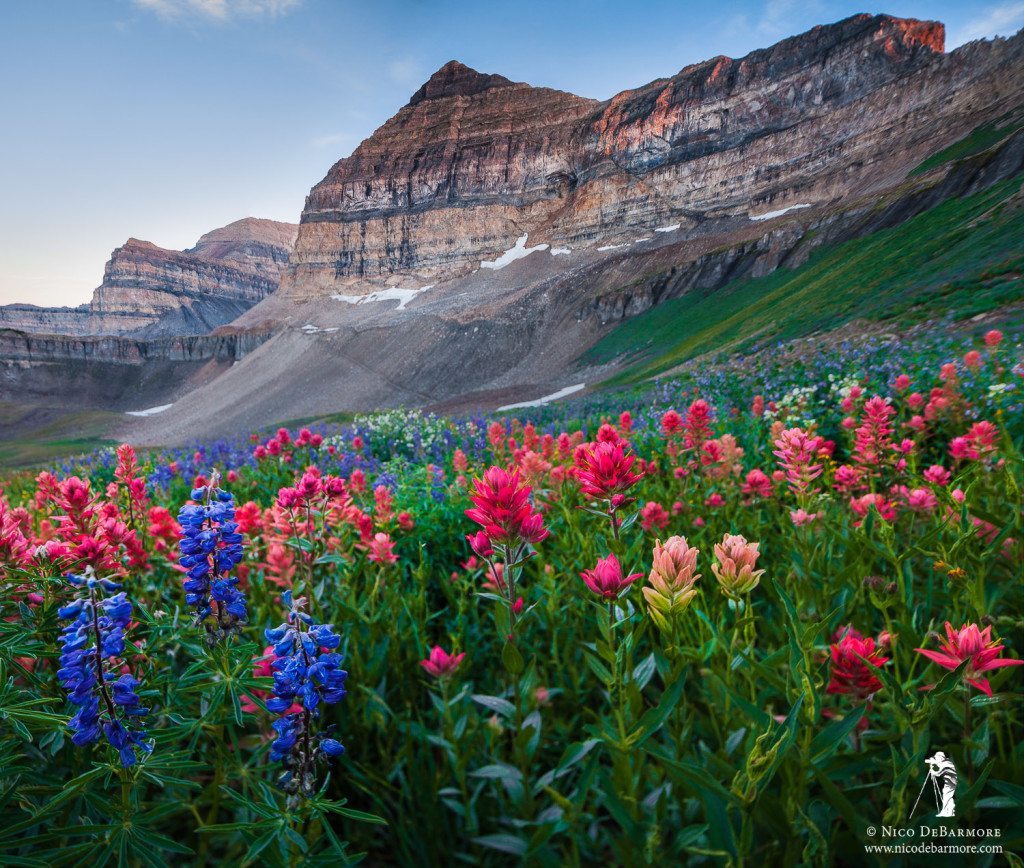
287,60,598,294
280,14,1022,298
0,326,272,410
0,218,297,337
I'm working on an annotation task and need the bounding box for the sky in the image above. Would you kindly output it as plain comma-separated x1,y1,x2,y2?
0,0,1021,307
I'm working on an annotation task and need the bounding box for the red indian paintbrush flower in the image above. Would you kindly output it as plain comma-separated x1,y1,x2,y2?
683,399,712,449
915,622,1024,696
466,530,493,558
574,441,644,504
465,466,548,546
580,553,642,600
420,646,465,678
949,421,999,463
827,628,889,701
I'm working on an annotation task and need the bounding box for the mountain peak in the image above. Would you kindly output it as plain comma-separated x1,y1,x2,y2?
408,60,515,106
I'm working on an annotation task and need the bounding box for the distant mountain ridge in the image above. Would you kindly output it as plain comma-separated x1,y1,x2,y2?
0,13,1022,450
281,14,976,297
0,218,297,338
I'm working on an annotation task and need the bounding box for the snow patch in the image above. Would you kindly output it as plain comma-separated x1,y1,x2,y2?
481,234,549,270
749,203,811,221
550,247,571,256
654,223,680,233
331,284,434,311
126,404,172,418
497,383,586,411
597,244,628,252
633,238,652,244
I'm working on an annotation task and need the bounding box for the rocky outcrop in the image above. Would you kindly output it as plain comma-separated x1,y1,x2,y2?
0,218,297,338
288,61,598,294
281,14,1023,298
0,303,92,335
0,326,272,408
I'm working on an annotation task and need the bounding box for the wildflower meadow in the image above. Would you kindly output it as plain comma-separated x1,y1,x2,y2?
0,326,1021,865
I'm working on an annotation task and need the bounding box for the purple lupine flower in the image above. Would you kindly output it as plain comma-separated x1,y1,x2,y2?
57,572,150,767
264,591,348,800
177,474,246,641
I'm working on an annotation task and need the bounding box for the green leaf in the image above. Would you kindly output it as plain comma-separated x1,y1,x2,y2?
990,780,1024,807
501,641,524,675
241,828,280,865
631,653,656,689
644,747,739,805
469,763,522,783
925,658,971,705
627,675,685,748
583,651,613,684
319,801,387,824
472,834,527,856
471,694,515,718
809,707,865,762
811,763,869,835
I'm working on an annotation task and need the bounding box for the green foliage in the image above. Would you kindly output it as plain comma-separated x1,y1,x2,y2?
0,328,1022,866
910,110,1024,176
585,176,1024,383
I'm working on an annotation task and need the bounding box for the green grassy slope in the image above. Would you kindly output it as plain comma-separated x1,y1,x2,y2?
583,175,1024,384
0,402,118,469
911,109,1024,176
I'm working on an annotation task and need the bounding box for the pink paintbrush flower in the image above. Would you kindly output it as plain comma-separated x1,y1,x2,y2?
580,554,641,600
853,396,894,467
923,465,951,486
420,646,466,679
915,622,1024,696
466,530,493,558
711,534,765,597
365,532,398,565
949,421,999,463
742,468,773,499
773,428,824,497
644,536,701,631
661,410,683,437
683,399,713,449
904,488,938,513
789,508,821,527
963,350,982,371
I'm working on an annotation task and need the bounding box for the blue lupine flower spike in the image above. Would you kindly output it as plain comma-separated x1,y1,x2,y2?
264,592,348,802
177,469,247,642
57,570,151,767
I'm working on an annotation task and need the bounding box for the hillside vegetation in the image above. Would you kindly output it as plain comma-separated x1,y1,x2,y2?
584,174,1024,383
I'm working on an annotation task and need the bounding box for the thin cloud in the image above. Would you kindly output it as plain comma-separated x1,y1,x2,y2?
949,2,1024,47
133,0,302,22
